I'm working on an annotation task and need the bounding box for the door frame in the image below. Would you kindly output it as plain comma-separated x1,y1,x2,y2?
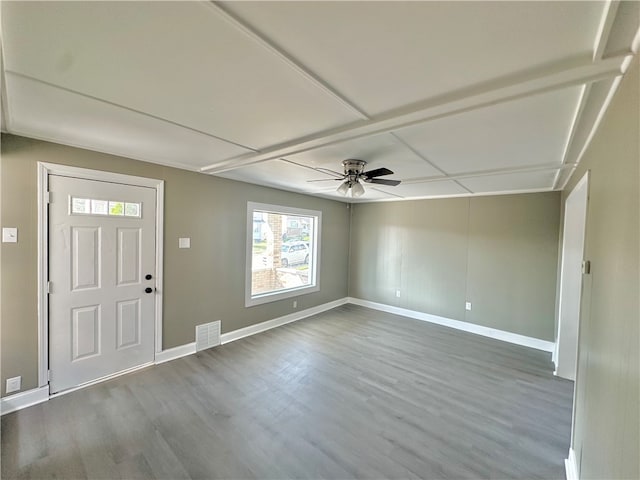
554,170,589,381
37,162,164,388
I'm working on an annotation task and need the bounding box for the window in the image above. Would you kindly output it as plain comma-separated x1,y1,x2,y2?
246,202,321,307
70,196,141,218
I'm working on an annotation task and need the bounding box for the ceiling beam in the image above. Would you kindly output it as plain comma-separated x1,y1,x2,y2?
556,74,624,190
593,1,620,60
201,54,630,174
402,162,577,185
552,0,621,189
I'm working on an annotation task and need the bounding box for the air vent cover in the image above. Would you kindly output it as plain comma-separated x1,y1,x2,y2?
196,321,221,351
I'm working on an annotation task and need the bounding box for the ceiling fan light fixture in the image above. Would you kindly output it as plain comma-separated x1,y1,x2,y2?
337,181,350,195
351,180,365,197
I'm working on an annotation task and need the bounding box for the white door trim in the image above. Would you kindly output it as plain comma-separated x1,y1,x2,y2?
555,169,590,380
37,162,164,388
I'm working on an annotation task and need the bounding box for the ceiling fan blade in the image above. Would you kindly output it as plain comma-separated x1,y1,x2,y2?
315,167,345,178
306,178,342,183
368,178,401,186
363,167,394,178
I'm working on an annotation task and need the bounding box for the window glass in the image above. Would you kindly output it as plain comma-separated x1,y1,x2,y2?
124,202,141,217
109,201,124,216
91,199,108,215
247,203,321,306
71,198,90,214
70,197,141,218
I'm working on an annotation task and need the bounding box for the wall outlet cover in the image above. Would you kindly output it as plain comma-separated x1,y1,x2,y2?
178,237,191,249
2,227,18,243
465,302,472,311
395,290,401,298
6,376,21,393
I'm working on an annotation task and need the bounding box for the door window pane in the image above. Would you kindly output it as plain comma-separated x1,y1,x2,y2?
108,201,124,216
71,197,91,214
91,199,108,215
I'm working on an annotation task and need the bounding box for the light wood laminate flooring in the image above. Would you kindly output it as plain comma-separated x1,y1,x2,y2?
1,304,574,479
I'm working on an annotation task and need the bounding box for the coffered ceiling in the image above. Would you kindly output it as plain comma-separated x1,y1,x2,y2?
1,1,638,202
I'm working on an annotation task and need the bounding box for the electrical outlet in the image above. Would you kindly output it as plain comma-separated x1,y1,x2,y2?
395,290,401,298
2,227,18,243
6,376,21,394
293,300,297,308
465,302,472,311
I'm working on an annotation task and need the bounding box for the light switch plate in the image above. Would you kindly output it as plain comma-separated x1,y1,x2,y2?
2,227,18,243
178,237,191,249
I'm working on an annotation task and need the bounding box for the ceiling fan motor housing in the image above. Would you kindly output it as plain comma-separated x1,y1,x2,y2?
342,159,367,177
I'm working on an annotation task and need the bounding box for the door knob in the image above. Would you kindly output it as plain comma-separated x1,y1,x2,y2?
145,274,153,280
145,287,153,294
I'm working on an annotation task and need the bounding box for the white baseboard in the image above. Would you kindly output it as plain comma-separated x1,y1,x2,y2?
50,362,155,399
1,386,49,415
347,297,555,352
565,448,579,480
221,297,349,344
155,342,197,364
3,296,553,416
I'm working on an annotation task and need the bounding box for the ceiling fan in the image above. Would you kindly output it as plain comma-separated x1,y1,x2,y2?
310,159,401,197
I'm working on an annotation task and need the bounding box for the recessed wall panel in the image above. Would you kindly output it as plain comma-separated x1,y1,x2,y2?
116,299,141,349
71,226,101,290
72,305,100,360
117,228,141,285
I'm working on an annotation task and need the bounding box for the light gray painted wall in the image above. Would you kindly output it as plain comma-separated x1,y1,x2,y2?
563,57,638,480
349,192,561,341
0,134,350,396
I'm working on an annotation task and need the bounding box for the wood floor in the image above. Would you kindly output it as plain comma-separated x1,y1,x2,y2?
1,304,574,479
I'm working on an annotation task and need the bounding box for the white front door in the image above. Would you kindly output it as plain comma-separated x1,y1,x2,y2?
49,175,157,393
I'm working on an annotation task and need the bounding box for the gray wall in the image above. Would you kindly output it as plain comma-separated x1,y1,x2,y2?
349,192,560,341
563,57,638,479
0,134,350,396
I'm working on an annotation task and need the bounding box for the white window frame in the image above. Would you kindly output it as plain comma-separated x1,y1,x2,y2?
245,202,321,307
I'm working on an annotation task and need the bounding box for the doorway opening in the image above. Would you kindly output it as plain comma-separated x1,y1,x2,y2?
37,163,164,393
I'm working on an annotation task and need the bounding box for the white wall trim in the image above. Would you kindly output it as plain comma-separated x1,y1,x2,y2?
37,162,165,392
49,362,154,399
348,297,555,352
154,342,197,364
0,386,49,415
36,164,50,387
222,297,348,344
154,181,165,354
565,448,579,480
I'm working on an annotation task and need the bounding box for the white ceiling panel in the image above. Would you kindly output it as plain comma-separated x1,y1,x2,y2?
5,73,251,170
223,1,604,115
378,180,469,200
393,86,583,174
283,133,442,180
344,187,400,203
1,1,361,150
459,171,557,194
217,159,339,193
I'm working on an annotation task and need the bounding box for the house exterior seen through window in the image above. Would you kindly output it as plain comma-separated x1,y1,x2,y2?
246,202,321,306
